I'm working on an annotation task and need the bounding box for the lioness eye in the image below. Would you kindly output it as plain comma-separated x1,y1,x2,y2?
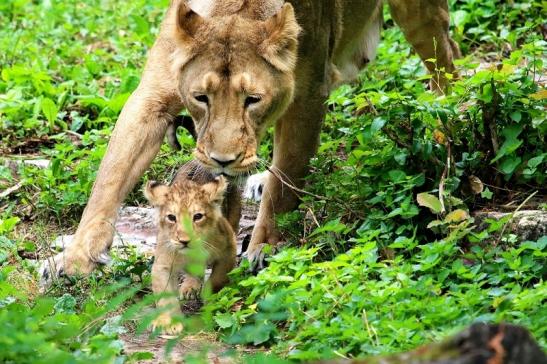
193,213,204,222
244,96,261,108
166,214,177,223
194,94,208,104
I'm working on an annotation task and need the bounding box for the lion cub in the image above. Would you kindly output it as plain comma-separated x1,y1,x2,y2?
144,162,237,334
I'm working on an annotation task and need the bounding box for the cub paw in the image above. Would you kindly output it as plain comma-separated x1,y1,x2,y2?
151,313,183,336
179,277,202,300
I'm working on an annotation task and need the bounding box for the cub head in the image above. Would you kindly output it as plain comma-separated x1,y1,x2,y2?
171,1,301,176
144,176,227,250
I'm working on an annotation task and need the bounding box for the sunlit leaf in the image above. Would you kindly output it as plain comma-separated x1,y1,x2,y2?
416,193,442,214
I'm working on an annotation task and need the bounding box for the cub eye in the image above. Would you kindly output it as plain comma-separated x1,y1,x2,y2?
194,94,209,104
244,96,261,108
193,213,204,222
166,214,177,223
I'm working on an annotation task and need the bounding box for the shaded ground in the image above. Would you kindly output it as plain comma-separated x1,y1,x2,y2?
120,332,234,364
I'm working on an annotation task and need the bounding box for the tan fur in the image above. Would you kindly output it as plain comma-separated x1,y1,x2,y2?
41,0,460,282
146,168,236,334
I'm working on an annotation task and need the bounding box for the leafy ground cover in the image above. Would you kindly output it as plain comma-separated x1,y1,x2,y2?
0,0,546,362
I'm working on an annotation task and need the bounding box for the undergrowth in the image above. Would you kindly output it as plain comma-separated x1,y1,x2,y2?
0,0,545,362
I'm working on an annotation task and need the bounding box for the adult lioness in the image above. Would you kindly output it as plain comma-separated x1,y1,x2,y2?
40,0,459,284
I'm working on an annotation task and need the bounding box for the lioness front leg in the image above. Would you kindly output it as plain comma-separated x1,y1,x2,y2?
388,0,461,91
40,35,183,286
247,90,327,271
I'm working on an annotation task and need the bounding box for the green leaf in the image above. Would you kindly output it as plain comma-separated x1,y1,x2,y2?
54,294,76,314
510,111,522,122
309,219,346,237
416,193,442,214
108,93,130,114
214,313,235,329
130,15,150,35
479,83,493,103
500,156,521,175
451,10,469,28
452,10,469,28
41,97,58,127
527,155,544,169
491,125,523,163
0,216,20,234
388,170,406,183
481,187,493,199
100,315,127,336
427,220,445,229
444,209,469,223
371,117,386,134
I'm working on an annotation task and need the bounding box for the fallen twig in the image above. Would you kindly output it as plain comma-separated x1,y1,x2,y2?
0,181,24,200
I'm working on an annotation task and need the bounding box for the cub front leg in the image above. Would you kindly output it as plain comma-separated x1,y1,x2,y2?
40,37,183,287
151,260,184,335
208,252,236,293
223,181,242,233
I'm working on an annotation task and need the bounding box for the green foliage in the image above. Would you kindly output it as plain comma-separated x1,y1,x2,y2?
207,234,546,360
0,269,140,363
0,0,193,219
449,0,545,53
0,0,545,362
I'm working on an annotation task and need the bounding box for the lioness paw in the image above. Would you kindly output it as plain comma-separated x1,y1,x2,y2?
243,171,268,202
39,253,66,291
39,249,110,291
244,221,284,273
244,243,282,274
151,313,183,336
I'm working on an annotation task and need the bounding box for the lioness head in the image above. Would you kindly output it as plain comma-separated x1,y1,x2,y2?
144,176,227,250
171,1,301,176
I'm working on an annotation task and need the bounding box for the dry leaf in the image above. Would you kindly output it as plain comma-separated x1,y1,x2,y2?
433,129,447,145
468,175,484,194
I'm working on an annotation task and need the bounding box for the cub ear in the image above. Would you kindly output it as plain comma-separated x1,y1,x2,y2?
202,176,228,206
259,3,301,73
144,181,170,206
174,1,206,43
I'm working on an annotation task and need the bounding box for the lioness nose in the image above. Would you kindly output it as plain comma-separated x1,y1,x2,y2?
210,152,240,168
179,240,189,247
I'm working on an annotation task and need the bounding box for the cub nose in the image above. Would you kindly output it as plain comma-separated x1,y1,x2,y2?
179,240,190,247
210,152,240,168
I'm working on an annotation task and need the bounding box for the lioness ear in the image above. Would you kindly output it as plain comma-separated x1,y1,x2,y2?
144,181,170,206
202,176,228,206
174,1,206,43
259,3,301,73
